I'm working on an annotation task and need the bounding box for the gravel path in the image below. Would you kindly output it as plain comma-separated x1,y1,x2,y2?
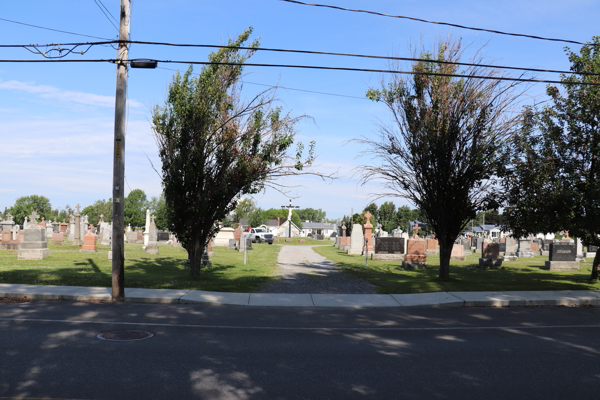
259,245,377,294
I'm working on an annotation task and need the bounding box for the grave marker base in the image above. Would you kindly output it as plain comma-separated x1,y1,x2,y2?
18,248,50,260
402,261,428,269
544,261,580,271
372,254,404,261
478,258,503,268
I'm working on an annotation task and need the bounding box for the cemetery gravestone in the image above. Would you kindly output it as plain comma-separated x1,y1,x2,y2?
101,223,112,246
52,231,64,245
348,224,364,255
127,231,137,243
363,212,374,254
144,215,160,255
503,237,518,261
18,214,50,260
403,239,427,269
450,244,465,261
214,227,235,247
545,242,579,271
585,244,598,258
143,209,151,249
80,227,97,252
373,237,405,261
426,238,439,255
228,239,237,250
516,239,534,257
479,242,503,268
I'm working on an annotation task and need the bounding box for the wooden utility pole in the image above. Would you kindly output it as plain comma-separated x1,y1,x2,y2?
112,0,130,301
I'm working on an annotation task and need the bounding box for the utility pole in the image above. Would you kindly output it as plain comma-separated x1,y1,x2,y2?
112,0,130,301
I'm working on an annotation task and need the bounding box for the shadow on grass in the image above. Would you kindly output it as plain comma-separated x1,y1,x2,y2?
317,248,599,294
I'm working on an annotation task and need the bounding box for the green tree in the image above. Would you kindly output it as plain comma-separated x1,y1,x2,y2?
8,195,52,224
147,194,169,230
124,189,148,228
151,28,331,275
234,198,258,223
358,40,524,278
82,199,113,226
501,37,600,279
296,208,326,223
378,201,396,233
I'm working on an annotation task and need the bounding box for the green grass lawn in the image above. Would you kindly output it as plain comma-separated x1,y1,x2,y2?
275,237,334,246
0,241,281,292
314,246,600,294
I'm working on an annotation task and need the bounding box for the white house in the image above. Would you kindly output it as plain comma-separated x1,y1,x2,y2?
300,222,337,238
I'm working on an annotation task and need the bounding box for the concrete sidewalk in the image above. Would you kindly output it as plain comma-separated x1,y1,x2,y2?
1,283,599,308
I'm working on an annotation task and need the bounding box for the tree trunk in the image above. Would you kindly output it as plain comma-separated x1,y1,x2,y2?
439,237,452,279
591,250,600,280
189,233,204,276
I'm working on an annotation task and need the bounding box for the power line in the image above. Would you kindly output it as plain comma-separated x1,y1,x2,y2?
97,0,120,25
4,39,599,77
157,66,369,100
0,17,111,40
153,60,600,87
123,39,600,77
93,0,120,32
279,0,599,47
0,58,598,86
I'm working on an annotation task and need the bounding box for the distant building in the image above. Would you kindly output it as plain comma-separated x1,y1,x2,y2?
300,222,337,238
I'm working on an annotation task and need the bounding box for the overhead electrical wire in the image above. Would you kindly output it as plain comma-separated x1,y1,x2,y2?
92,0,120,32
279,0,599,47
2,39,599,77
158,65,370,100
0,17,111,40
96,0,120,26
1,58,596,86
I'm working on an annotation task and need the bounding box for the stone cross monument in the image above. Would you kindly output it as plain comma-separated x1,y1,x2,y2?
280,199,300,238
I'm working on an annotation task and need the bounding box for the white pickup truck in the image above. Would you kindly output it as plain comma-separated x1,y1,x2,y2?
247,228,274,244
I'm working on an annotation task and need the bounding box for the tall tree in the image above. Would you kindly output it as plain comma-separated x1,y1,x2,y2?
378,201,396,232
83,199,113,226
357,40,525,278
147,195,169,230
233,198,258,223
124,189,147,228
296,208,326,223
501,36,600,279
152,28,333,275
8,195,52,224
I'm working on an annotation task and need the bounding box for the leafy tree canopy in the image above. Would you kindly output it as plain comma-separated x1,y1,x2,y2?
501,36,600,279
8,195,52,225
152,28,331,275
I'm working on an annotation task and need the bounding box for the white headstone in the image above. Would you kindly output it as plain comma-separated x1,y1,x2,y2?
576,238,584,257
143,209,151,248
348,223,364,255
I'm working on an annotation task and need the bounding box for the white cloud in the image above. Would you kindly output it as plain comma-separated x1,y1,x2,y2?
0,79,144,109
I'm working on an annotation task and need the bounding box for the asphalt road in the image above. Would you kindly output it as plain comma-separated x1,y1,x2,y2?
0,301,599,400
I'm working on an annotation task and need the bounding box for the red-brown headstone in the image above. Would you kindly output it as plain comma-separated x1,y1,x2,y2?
407,239,426,255
81,228,97,251
482,242,500,259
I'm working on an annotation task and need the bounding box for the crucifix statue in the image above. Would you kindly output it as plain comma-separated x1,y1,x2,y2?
281,199,300,238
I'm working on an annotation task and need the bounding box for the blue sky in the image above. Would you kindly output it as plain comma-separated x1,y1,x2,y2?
0,0,598,219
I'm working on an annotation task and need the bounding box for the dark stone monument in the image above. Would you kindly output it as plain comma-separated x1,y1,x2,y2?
373,237,405,260
157,232,170,242
316,234,325,241
499,242,506,253
545,242,579,270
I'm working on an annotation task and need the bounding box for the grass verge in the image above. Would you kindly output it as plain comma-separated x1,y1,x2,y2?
313,246,600,294
0,241,281,293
